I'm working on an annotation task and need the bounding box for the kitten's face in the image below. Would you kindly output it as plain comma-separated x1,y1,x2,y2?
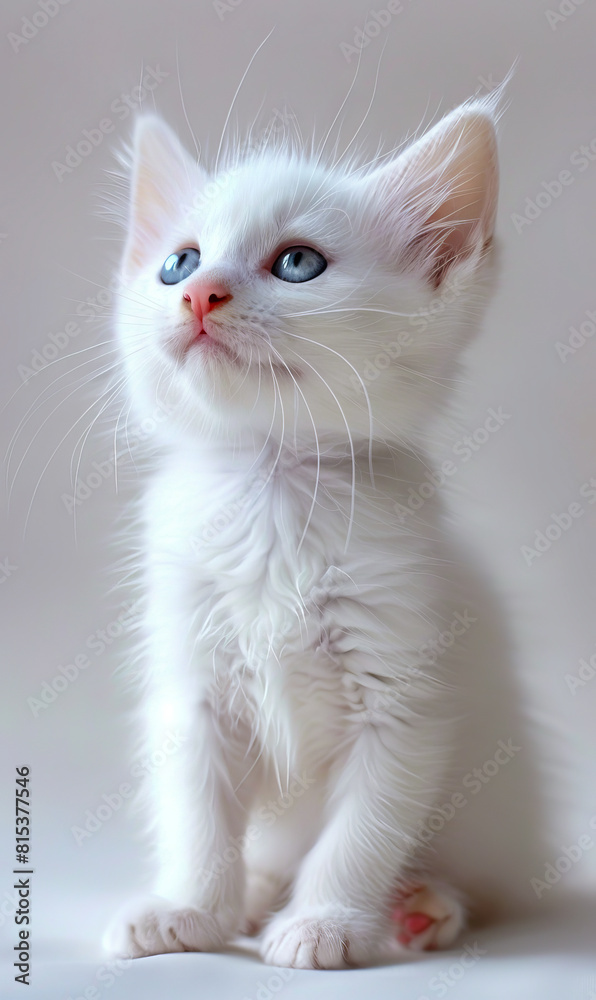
117,104,498,450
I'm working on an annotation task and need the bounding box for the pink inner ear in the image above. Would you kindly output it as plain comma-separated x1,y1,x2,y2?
417,167,495,288
407,219,470,291
424,216,473,289
382,107,498,288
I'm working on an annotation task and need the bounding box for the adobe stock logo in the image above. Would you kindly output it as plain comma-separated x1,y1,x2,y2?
51,66,169,182
545,0,586,30
511,133,596,235
564,644,596,695
554,307,596,363
339,2,409,62
521,475,596,566
8,0,73,54
71,731,189,846
530,813,596,898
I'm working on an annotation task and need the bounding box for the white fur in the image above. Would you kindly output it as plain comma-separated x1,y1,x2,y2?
103,94,500,968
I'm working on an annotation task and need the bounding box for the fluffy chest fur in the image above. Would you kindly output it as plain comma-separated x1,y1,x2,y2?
142,442,444,774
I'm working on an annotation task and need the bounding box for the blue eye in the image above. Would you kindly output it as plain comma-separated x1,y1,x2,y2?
160,247,201,284
271,245,327,283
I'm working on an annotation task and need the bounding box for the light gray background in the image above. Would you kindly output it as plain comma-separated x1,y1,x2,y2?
1,0,596,997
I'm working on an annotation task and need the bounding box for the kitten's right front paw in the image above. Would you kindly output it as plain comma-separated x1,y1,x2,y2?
103,895,226,958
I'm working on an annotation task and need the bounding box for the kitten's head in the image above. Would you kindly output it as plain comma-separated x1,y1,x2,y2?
115,97,499,452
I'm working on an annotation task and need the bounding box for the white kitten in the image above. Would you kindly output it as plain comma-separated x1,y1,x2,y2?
104,94,499,969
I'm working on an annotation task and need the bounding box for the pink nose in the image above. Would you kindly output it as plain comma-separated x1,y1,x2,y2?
183,282,232,322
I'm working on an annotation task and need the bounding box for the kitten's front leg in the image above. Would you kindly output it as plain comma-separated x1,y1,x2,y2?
260,667,457,969
105,638,259,957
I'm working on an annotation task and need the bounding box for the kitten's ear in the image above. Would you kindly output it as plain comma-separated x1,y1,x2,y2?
123,116,208,277
366,102,498,287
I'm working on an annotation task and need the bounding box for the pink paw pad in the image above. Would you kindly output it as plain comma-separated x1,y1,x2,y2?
405,912,433,935
393,910,435,947
390,882,464,952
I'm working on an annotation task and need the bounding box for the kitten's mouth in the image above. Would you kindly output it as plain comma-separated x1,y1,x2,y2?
166,323,303,379
172,320,240,366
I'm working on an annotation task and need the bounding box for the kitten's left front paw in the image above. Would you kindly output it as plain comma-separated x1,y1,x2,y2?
103,894,226,958
260,911,379,969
